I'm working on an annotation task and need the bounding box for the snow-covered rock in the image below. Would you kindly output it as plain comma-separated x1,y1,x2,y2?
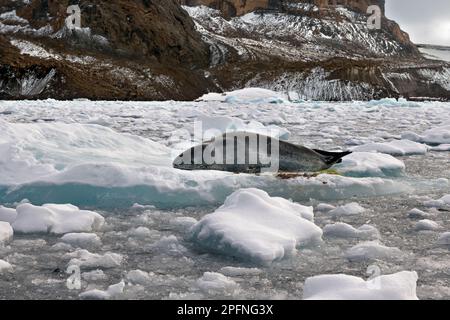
0,221,13,244
0,259,13,273
352,140,428,156
196,272,239,296
345,241,402,262
79,281,125,300
12,204,104,234
0,206,17,224
66,249,124,269
190,188,322,264
415,220,440,232
334,152,405,177
303,271,419,300
328,203,366,216
59,233,102,248
323,223,379,240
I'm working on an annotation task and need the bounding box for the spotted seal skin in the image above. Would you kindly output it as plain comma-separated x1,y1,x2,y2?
173,132,351,173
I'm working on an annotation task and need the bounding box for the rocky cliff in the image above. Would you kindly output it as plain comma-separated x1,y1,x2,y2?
1,0,449,101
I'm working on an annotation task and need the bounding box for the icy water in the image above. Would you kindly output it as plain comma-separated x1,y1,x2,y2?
0,98,449,300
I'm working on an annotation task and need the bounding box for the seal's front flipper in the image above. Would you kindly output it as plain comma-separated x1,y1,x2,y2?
313,149,352,166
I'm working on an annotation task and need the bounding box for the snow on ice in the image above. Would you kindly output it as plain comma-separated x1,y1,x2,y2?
303,271,419,300
190,188,322,264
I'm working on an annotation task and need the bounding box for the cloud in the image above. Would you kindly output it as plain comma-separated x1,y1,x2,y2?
386,0,450,45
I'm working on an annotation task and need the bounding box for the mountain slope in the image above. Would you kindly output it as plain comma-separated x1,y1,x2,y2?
0,0,449,101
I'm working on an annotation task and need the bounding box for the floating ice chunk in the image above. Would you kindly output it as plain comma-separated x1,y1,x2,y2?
0,221,13,243
422,125,450,145
328,203,366,216
197,114,290,140
430,144,450,152
335,152,405,177
196,272,239,296
148,235,187,256
126,270,152,285
407,208,432,220
352,140,428,156
127,227,153,239
323,223,379,240
423,195,450,209
197,88,289,104
190,189,322,264
345,241,402,262
67,249,124,269
0,259,13,273
171,217,198,231
315,203,336,213
0,206,17,224
60,233,102,248
82,270,108,282
218,267,262,277
415,220,440,231
12,203,104,234
401,131,424,143
437,232,450,246
79,281,125,300
303,271,419,300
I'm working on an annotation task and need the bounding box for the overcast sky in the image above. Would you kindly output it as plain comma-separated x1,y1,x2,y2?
386,0,450,46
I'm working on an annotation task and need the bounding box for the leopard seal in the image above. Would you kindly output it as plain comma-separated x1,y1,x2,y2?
173,132,351,173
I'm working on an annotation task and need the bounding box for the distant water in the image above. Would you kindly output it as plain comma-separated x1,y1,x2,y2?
419,46,450,62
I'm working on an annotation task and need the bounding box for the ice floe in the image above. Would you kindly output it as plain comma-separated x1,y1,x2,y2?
437,232,450,246
0,259,13,273
59,233,102,248
79,281,125,300
190,188,322,264
197,88,289,104
328,202,366,216
66,249,124,269
345,241,403,262
11,204,104,234
407,208,433,220
0,221,13,243
334,152,405,177
423,195,450,209
415,220,441,232
196,272,239,296
351,140,429,156
0,206,17,224
303,271,418,300
323,223,379,240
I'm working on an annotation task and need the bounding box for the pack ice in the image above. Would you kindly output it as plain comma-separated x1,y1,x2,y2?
190,188,322,264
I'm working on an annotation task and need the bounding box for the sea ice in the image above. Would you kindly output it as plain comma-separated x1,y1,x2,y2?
0,221,13,243
59,233,102,248
82,269,108,282
66,249,124,269
0,259,13,273
415,220,441,232
196,272,239,296
218,267,262,277
334,152,405,177
79,281,125,300
12,203,104,234
0,206,17,224
352,140,428,156
422,125,450,145
328,202,366,216
303,271,419,300
345,241,403,262
437,232,450,246
197,88,289,104
315,203,336,213
407,208,432,219
323,223,379,240
190,188,322,264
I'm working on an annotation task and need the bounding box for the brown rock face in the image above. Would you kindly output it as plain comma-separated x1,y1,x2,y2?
178,0,385,17
17,0,209,67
